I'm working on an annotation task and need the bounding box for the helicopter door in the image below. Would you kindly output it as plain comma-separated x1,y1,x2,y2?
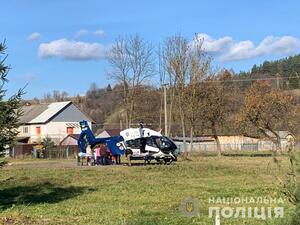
145,137,160,153
140,138,147,153
125,139,142,156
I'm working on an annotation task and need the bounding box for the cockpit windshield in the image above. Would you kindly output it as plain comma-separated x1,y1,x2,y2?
151,136,173,149
125,136,176,152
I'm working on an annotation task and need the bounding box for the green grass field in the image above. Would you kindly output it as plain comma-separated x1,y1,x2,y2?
0,156,295,225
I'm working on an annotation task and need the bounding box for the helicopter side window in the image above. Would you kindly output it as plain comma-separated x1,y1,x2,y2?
146,137,158,147
152,137,161,148
161,137,172,148
126,139,141,149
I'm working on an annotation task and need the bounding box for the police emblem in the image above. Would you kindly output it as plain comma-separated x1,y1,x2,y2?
179,197,200,218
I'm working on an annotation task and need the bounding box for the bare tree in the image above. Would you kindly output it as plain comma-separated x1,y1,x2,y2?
162,35,190,146
162,34,212,154
107,35,155,128
183,37,211,152
107,37,131,127
42,91,69,103
158,45,166,132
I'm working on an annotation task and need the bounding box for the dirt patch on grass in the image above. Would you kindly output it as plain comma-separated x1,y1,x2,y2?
1,215,39,225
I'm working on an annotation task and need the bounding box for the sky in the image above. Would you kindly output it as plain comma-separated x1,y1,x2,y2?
1,0,300,99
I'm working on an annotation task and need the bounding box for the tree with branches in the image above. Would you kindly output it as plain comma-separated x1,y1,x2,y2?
237,81,294,152
107,35,155,128
0,42,23,164
162,34,213,154
162,35,190,150
196,71,236,157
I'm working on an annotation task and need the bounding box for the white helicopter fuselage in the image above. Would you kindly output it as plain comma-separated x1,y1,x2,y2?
120,127,177,162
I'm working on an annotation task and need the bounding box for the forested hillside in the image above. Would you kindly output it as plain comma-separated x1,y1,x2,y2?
239,54,300,89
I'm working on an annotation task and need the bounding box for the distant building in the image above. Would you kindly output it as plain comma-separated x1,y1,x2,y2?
96,129,121,138
60,134,80,146
263,131,296,150
17,101,94,145
173,131,295,152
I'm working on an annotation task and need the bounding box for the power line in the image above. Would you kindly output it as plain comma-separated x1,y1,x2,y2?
37,76,299,102
84,76,298,95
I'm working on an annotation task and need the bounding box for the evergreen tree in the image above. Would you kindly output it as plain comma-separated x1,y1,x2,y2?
106,84,112,92
238,54,300,90
289,71,300,89
251,64,258,74
0,42,23,163
42,136,55,151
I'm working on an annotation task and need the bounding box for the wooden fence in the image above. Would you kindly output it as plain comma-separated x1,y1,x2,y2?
10,144,79,159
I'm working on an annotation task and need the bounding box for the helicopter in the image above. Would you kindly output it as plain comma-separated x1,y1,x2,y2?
120,122,178,164
77,121,178,164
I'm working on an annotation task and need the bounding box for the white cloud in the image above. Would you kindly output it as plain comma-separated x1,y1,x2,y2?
27,32,42,41
94,29,105,37
221,36,300,62
195,33,300,62
38,39,109,60
220,40,254,61
194,33,233,53
75,29,89,38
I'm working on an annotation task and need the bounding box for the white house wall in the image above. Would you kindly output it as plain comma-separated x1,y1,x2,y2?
18,121,92,145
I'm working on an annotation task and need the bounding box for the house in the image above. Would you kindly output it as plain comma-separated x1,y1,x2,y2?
262,131,296,151
96,129,121,138
17,101,94,145
60,134,80,146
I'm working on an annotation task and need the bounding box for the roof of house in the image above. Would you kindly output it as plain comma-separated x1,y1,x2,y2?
20,101,94,124
172,137,215,142
59,134,80,145
106,129,122,136
20,104,49,124
32,102,72,124
15,136,30,143
96,129,121,138
266,131,294,139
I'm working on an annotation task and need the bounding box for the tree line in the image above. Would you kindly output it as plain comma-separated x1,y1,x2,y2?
238,54,300,89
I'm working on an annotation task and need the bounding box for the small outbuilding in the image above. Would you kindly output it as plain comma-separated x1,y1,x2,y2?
60,134,80,146
96,129,121,138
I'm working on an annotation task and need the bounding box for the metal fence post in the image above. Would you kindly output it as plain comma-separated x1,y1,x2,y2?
66,147,69,159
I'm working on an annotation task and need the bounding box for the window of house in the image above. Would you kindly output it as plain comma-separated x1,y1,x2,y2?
36,127,41,135
67,127,74,134
23,126,29,134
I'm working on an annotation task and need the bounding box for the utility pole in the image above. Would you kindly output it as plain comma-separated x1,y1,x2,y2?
119,114,123,130
163,84,168,136
276,73,280,90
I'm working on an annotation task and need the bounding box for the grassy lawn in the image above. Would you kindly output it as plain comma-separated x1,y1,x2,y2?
0,156,295,225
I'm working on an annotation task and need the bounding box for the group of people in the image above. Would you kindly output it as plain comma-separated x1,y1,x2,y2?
85,143,121,166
